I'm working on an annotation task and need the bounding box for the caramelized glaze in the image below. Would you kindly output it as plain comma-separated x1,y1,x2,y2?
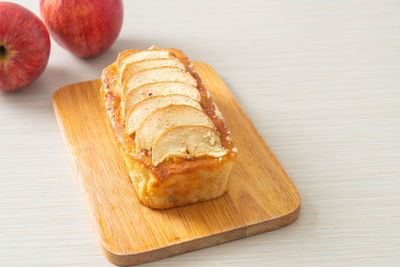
101,48,236,182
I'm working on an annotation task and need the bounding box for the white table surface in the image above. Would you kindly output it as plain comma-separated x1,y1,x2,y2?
1,0,399,266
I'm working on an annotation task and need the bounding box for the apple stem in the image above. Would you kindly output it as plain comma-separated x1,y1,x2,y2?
0,45,6,62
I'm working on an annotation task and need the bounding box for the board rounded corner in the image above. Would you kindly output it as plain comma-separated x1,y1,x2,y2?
100,242,140,266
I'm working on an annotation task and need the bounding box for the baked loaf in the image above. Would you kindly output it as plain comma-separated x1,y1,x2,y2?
101,46,237,209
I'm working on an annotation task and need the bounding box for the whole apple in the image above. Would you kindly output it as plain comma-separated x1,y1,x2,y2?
0,2,50,92
40,0,123,58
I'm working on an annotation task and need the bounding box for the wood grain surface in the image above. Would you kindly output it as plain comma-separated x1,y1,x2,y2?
52,62,300,266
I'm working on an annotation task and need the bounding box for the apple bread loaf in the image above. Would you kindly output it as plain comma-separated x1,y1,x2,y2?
100,46,237,209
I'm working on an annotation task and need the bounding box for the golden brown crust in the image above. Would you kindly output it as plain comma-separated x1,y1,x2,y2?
100,47,236,209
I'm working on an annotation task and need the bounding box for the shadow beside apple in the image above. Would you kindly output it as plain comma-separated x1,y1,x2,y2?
0,65,77,115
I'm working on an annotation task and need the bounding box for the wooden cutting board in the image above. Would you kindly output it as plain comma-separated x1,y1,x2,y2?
53,62,301,266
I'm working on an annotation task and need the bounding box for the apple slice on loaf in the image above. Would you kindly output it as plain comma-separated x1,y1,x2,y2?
122,66,197,96
135,105,215,152
125,95,202,136
116,49,172,73
123,82,201,117
120,58,185,86
152,126,228,166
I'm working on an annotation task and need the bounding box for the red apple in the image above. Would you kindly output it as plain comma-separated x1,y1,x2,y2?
40,0,123,58
0,2,50,92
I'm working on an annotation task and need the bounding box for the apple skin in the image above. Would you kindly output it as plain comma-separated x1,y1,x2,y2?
40,0,123,58
0,2,51,92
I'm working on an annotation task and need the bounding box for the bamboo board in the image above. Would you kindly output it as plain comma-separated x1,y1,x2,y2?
52,62,301,266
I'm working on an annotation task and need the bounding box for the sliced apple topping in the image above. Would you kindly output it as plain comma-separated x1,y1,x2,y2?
123,81,201,116
125,95,202,135
116,50,172,73
135,105,215,152
152,126,227,166
122,66,197,96
120,58,185,86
